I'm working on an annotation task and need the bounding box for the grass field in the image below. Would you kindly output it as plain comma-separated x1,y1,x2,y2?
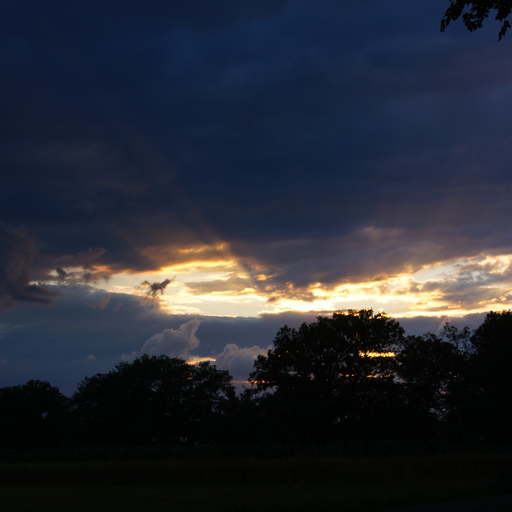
1,451,511,511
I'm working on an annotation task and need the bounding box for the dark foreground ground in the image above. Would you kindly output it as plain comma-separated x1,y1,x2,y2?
0,451,510,511
390,494,512,511
1,484,511,512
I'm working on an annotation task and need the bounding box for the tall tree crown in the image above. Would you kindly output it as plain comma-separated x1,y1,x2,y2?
441,1,512,40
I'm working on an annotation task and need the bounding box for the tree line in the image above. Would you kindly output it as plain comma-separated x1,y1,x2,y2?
1,309,511,449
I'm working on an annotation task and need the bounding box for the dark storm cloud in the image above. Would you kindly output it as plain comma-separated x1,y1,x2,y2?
1,0,512,294
140,277,175,298
55,267,67,282
1,0,291,40
184,275,253,295
0,224,56,309
49,253,113,286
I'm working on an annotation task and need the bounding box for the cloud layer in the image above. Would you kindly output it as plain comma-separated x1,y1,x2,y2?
3,0,512,302
0,224,56,309
2,1,512,392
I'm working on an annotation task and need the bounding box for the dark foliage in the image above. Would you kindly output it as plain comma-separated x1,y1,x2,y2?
71,355,237,445
0,380,70,449
441,1,512,40
247,309,406,441
396,327,469,440
452,310,512,441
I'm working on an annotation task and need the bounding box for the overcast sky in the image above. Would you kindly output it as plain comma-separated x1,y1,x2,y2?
1,1,512,394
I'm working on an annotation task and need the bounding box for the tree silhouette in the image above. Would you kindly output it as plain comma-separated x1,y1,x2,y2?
72,355,236,445
396,328,468,439
0,380,70,449
441,1,512,40
4,311,511,448
248,309,405,441
455,310,512,440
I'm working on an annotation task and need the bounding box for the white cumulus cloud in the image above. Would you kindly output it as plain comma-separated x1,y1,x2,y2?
121,318,200,361
120,319,271,383
214,343,272,379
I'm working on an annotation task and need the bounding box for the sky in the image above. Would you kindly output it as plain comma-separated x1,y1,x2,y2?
2,0,512,395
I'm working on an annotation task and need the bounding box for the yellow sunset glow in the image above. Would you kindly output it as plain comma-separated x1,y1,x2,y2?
54,241,512,319
157,260,239,274
360,352,395,358
175,243,229,254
